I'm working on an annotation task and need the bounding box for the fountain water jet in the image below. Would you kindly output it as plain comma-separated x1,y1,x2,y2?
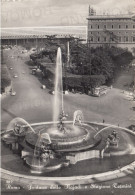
30,133,52,173
1,47,103,174
73,110,84,126
53,47,64,123
5,117,36,135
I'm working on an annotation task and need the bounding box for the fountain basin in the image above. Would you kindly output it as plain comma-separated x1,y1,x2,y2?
1,122,135,176
25,122,101,152
25,156,70,173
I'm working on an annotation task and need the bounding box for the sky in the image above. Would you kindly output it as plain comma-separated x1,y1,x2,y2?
1,0,135,28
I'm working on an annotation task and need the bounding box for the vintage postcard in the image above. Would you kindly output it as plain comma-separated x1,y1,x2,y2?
1,0,135,195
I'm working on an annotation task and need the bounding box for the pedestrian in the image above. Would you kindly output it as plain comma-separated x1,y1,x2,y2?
72,88,75,93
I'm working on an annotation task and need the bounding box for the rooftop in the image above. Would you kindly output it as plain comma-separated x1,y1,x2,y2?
87,14,135,20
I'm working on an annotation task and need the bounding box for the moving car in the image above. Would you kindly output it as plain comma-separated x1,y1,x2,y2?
21,49,27,53
13,75,18,78
32,48,36,51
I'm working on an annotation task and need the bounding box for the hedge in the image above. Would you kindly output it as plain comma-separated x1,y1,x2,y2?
64,75,105,89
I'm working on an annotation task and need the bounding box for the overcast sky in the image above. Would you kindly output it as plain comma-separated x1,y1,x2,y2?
1,0,135,28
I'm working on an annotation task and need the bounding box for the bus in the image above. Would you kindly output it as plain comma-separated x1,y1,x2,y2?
92,86,108,97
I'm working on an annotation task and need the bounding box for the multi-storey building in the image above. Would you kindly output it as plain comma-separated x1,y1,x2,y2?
87,6,135,52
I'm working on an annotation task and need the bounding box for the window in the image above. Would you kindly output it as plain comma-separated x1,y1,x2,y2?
133,37,135,42
91,25,93,29
98,25,99,29
90,37,93,42
104,25,106,29
97,37,100,42
119,25,121,29
133,25,135,28
125,36,128,42
112,25,114,29
104,37,106,42
126,25,128,29
119,37,121,42
111,37,114,42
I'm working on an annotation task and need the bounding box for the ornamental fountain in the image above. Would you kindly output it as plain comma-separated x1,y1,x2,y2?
1,47,135,179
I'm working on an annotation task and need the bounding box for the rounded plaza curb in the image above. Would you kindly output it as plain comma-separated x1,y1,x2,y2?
1,160,135,186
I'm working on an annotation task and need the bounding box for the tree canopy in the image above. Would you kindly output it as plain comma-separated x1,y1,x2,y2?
30,38,133,91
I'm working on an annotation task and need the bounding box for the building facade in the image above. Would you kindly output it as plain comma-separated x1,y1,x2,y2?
87,7,135,52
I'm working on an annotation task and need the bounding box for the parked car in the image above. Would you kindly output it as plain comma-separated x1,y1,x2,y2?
13,75,18,78
128,125,135,132
50,91,55,95
32,69,36,75
11,91,16,96
42,85,46,89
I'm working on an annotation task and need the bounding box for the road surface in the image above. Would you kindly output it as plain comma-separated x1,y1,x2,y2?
1,46,135,130
1,46,135,195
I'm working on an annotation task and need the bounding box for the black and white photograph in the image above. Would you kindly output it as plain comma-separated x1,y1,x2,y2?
1,0,135,195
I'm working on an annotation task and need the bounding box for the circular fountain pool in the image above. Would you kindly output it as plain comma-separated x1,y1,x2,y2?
1,122,135,188
1,47,135,188
25,122,101,152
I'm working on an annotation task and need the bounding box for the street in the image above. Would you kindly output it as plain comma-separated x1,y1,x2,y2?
1,46,135,130
1,46,135,195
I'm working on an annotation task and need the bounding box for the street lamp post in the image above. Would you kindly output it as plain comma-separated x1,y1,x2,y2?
67,41,70,67
87,38,92,94
88,39,91,76
65,41,70,90
36,36,38,54
133,68,135,94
